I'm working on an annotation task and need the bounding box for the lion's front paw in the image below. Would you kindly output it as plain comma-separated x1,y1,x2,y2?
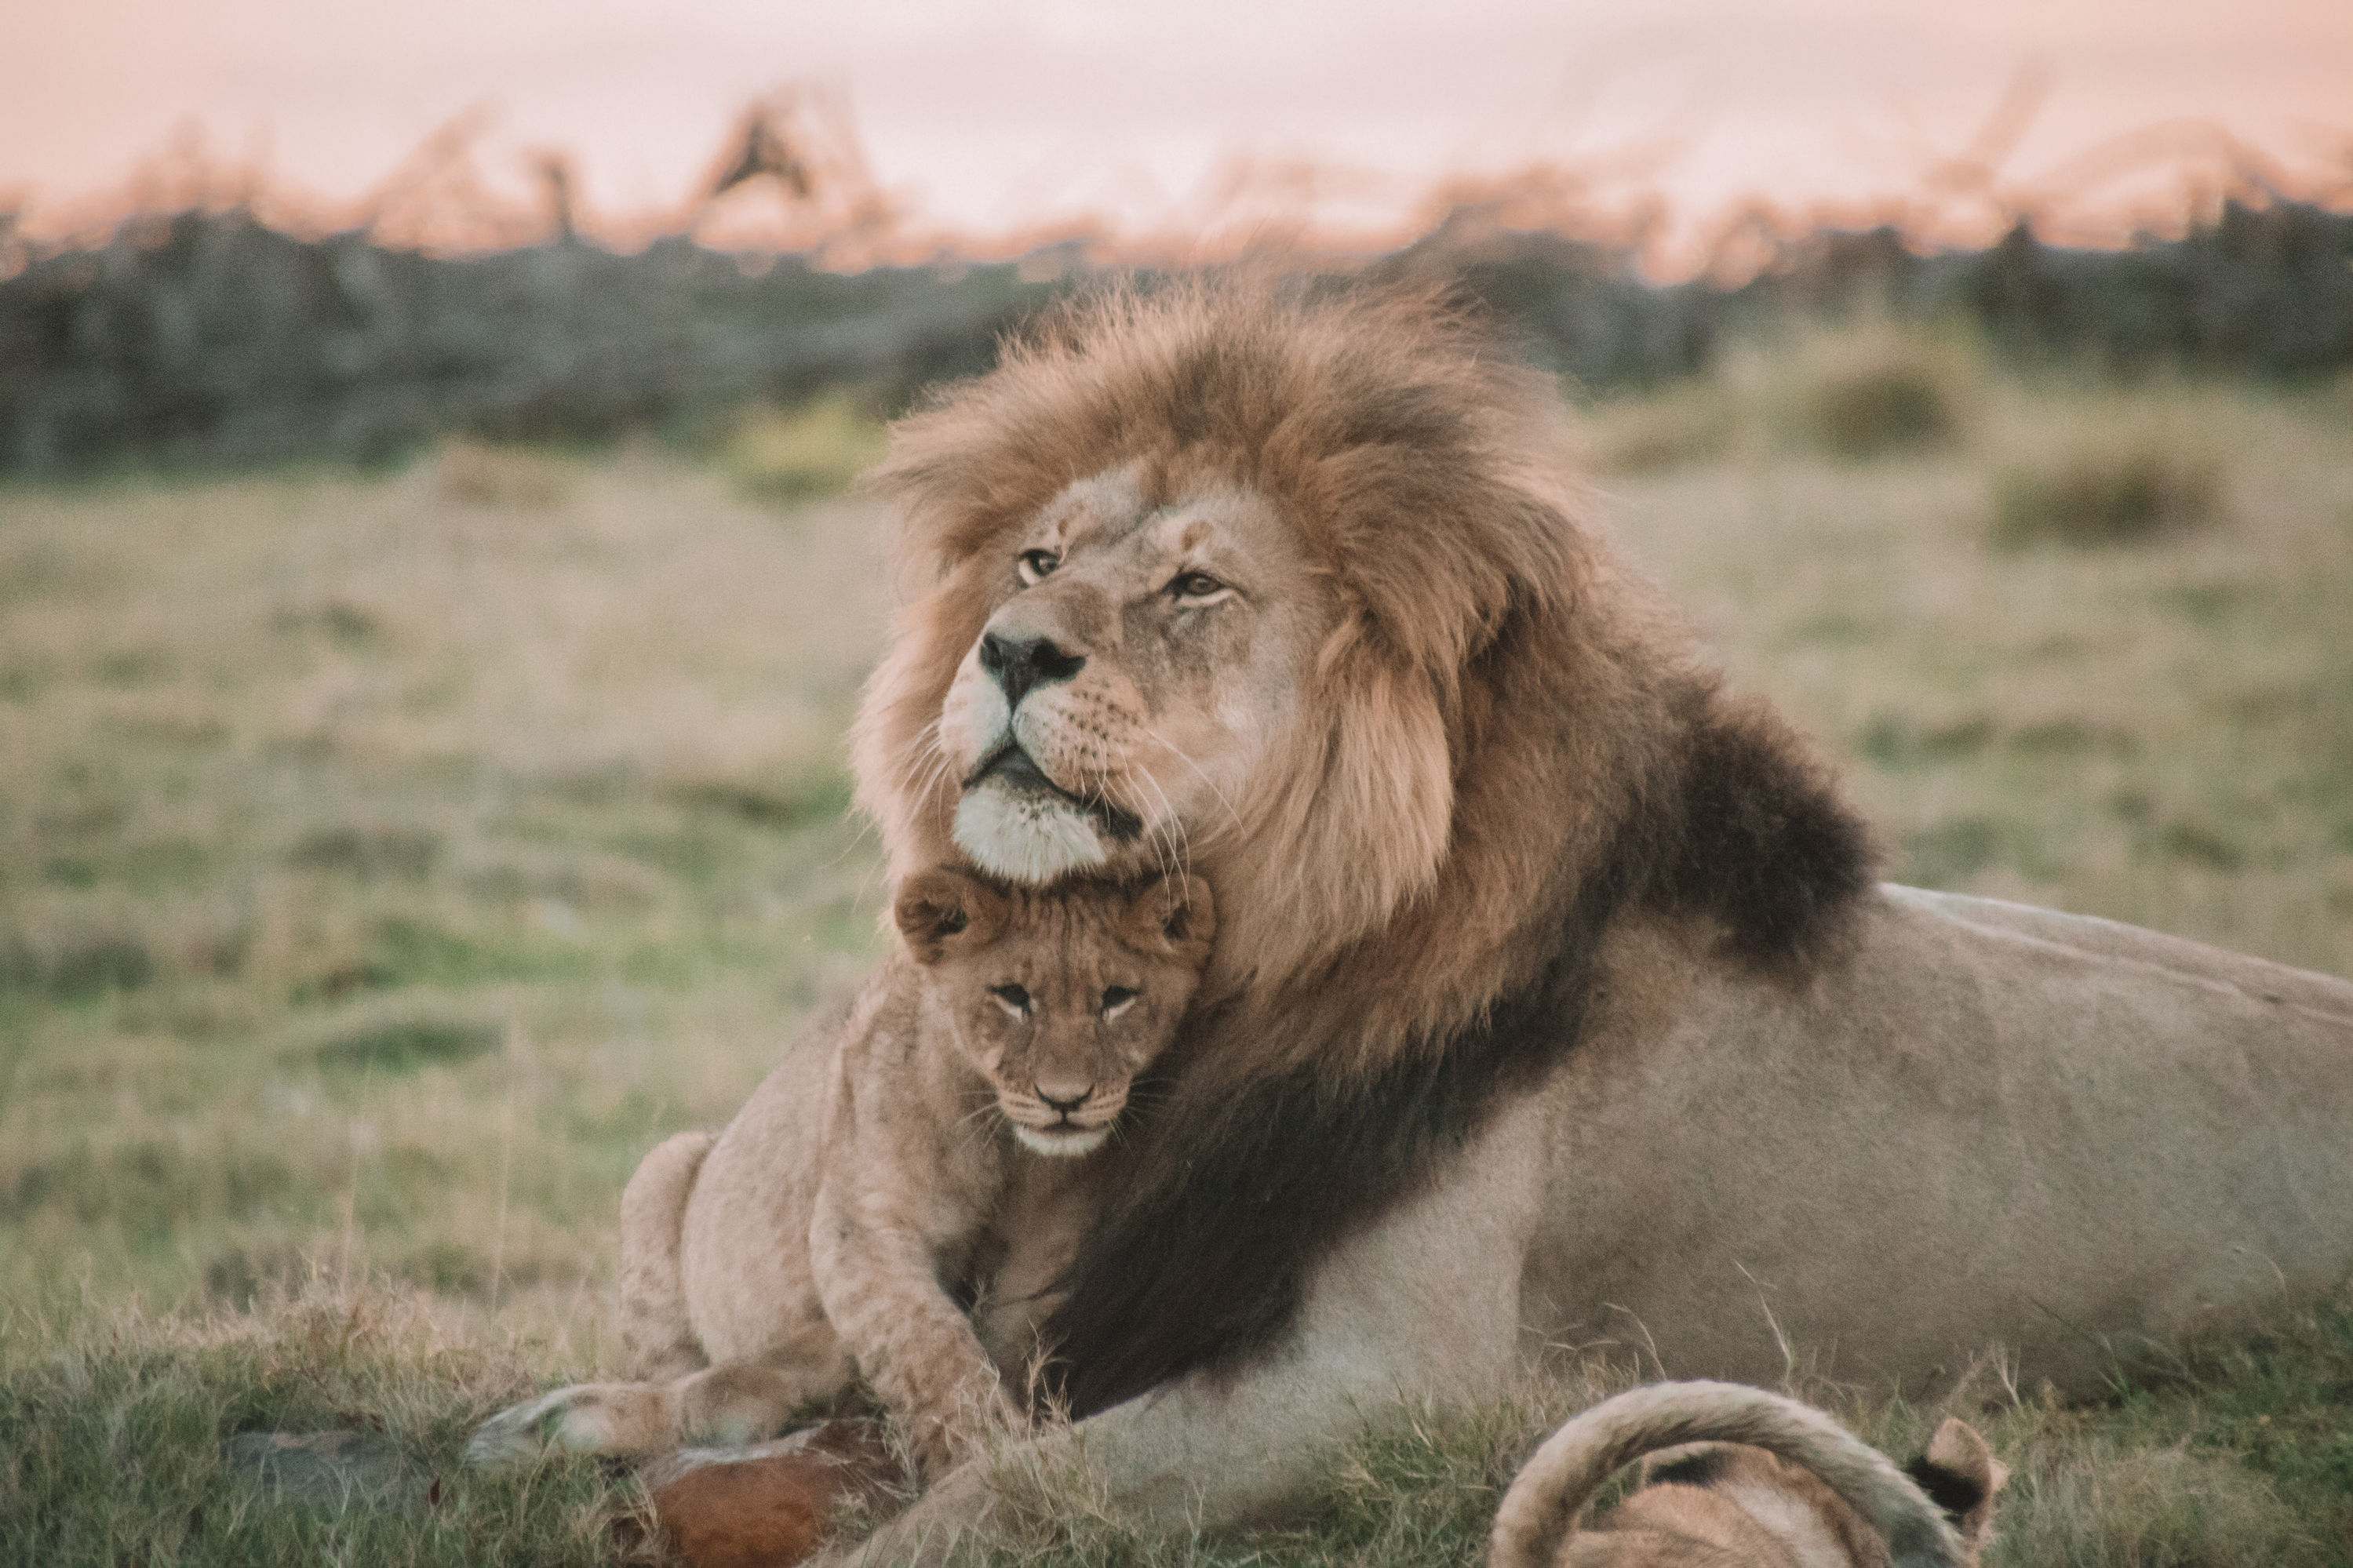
464,1383,665,1470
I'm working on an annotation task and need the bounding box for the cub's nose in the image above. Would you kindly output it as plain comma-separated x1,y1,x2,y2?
1034,1079,1095,1115
978,631,1085,711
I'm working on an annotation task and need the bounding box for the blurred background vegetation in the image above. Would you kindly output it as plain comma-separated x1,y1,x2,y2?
3,188,2349,476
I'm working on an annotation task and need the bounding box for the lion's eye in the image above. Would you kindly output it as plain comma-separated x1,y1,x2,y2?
1100,985,1139,1017
1017,551,1059,587
1168,570,1229,606
989,984,1032,1017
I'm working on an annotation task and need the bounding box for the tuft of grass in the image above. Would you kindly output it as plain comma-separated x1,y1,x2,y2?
1783,329,1976,459
3,1142,300,1236
0,1286,636,1568
313,1017,504,1075
1990,420,2223,548
435,440,576,509
721,397,887,504
666,767,856,829
1997,1442,2319,1568
289,825,446,882
0,930,157,998
1581,382,1738,475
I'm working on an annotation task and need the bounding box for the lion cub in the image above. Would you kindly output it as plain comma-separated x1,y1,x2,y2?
811,864,1214,1478
1489,1382,2005,1568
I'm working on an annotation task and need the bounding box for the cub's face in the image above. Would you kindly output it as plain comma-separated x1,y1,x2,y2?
935,466,1327,886
894,867,1216,1157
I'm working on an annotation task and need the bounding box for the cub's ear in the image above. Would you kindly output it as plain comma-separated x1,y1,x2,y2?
1123,873,1216,959
1909,1417,2006,1551
894,866,1009,965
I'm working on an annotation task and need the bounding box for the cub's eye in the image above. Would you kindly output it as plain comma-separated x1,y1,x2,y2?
1017,551,1059,586
1099,985,1139,1017
1168,570,1229,606
989,984,1032,1017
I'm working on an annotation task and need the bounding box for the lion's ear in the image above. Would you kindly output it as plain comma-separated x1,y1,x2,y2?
1124,873,1216,960
894,866,1008,965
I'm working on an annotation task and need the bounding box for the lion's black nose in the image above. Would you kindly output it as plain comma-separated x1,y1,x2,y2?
1035,1081,1094,1115
979,632,1085,710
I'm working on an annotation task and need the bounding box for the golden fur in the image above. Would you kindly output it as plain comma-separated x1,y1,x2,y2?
1489,1383,2005,1568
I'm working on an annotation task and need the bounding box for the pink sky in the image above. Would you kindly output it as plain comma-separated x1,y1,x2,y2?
7,0,2350,256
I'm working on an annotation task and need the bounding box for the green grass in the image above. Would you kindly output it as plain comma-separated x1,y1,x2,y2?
0,454,897,1316
0,1289,637,1566
3,353,2351,1563
720,396,891,505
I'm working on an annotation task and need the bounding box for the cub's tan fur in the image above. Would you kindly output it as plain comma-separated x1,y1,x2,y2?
814,867,1214,1475
467,869,1208,1472
1490,1383,2005,1568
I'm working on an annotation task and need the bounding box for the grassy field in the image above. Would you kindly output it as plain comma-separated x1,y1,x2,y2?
2,353,2351,1564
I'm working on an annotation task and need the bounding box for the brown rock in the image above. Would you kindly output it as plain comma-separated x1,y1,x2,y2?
643,1421,910,1568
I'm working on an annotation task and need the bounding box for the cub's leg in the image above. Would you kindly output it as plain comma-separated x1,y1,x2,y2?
620,1130,716,1381
471,1002,857,1469
812,1179,1026,1479
468,1124,852,1469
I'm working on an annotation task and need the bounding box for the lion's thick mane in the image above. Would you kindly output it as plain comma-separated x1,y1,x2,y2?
851,282,1875,1416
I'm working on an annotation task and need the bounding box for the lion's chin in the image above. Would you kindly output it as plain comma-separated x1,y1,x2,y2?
954,777,1110,883
1013,1124,1109,1158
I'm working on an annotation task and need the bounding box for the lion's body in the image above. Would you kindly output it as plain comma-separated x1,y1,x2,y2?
1528,886,2353,1393
822,283,2353,1559
847,883,2349,1547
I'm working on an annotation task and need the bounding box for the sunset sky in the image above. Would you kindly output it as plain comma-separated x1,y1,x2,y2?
7,0,2350,253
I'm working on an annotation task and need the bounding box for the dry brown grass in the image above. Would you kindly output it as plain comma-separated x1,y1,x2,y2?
1774,326,1980,460
1990,402,2225,548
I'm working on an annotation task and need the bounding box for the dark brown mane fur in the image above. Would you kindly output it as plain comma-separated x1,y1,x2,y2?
855,278,1876,1418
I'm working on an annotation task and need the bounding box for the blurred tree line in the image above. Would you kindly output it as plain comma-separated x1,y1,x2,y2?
2,193,2348,476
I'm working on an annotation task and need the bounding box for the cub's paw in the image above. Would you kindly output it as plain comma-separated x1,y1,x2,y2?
464,1383,665,1470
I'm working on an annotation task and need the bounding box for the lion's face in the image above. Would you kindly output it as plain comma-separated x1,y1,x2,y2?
893,866,1216,1157
936,467,1328,885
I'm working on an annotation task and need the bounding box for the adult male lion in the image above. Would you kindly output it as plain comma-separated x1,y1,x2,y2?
651,282,2353,1556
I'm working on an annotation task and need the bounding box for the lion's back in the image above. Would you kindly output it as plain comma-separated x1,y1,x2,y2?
1526,884,2353,1392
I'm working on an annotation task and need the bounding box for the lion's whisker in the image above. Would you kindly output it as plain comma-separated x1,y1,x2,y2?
1142,726,1245,839
1124,762,1189,882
